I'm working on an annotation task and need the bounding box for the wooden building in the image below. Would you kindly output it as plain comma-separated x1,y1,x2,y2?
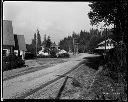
3,20,26,60
94,38,117,54
14,34,27,60
3,20,15,56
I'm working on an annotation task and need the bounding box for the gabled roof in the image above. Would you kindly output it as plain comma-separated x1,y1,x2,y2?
95,46,114,50
3,20,15,46
96,38,117,50
14,35,26,51
98,38,117,46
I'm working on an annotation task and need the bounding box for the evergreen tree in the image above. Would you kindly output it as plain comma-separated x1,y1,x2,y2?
31,33,36,47
37,29,41,48
30,30,42,54
31,33,37,54
46,36,52,49
42,34,47,48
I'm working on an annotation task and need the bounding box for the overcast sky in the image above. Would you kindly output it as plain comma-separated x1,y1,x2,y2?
3,1,93,44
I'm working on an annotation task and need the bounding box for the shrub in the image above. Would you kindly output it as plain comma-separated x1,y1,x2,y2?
50,51,57,58
37,54,50,58
25,52,35,59
50,49,57,58
58,53,70,58
3,53,25,71
92,41,128,101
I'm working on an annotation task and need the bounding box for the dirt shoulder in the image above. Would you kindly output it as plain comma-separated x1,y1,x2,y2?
25,62,99,99
3,53,98,81
3,58,67,81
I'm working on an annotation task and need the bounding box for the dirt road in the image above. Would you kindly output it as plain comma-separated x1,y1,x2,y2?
2,53,100,99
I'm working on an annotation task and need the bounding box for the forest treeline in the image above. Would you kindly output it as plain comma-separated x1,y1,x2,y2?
59,28,113,53
26,28,114,54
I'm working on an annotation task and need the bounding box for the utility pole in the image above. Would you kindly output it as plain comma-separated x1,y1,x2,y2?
76,44,78,54
69,45,71,53
73,38,75,55
36,29,38,57
105,28,107,54
104,28,107,60
100,26,107,59
73,38,79,55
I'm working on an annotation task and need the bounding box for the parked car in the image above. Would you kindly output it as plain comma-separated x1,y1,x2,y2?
37,50,50,58
57,50,70,58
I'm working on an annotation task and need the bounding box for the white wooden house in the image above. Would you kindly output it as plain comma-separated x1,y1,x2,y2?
95,38,117,50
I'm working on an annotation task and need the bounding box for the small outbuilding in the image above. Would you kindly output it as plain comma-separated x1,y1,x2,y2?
14,34,27,60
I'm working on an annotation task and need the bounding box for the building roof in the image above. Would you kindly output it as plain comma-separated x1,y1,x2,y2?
95,38,117,50
98,38,117,46
95,45,114,50
14,34,26,51
3,20,15,46
17,35,27,51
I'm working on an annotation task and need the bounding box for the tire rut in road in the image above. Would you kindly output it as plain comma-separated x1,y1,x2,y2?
14,61,84,99
3,66,48,81
3,61,67,81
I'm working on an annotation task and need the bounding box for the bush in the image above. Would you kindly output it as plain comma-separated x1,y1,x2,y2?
106,42,127,81
25,52,35,59
3,60,25,71
58,53,70,58
37,54,50,58
50,48,57,58
3,62,10,71
92,42,127,101
17,58,25,67
3,53,25,71
50,51,57,58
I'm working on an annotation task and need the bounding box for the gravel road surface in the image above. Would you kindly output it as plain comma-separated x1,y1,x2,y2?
2,53,100,99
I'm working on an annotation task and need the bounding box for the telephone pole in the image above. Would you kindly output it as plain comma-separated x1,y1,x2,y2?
105,28,107,55
73,38,79,55
100,26,107,59
73,38,75,55
74,43,78,54
104,28,107,60
36,29,38,57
